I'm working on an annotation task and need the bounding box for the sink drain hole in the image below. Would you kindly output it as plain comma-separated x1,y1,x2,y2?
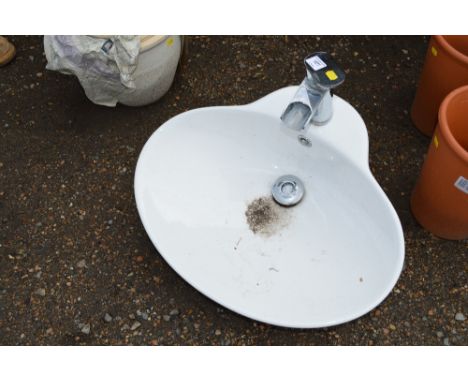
281,181,295,194
271,175,305,206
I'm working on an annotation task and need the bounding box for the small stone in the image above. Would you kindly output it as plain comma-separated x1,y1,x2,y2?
107,219,113,225
135,255,144,263
215,329,221,336
170,309,179,316
443,338,450,346
383,328,390,335
163,315,171,322
131,321,141,331
36,72,43,78
20,333,25,339
436,331,444,338
401,49,408,54
81,324,90,335
454,312,465,321
389,324,396,331
76,259,86,268
29,55,34,61
121,324,130,331
35,288,46,297
104,313,113,323
194,323,200,330
46,328,53,335
129,313,136,320
141,312,149,320
150,339,158,345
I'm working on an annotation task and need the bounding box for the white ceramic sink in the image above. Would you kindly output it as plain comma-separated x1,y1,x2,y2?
135,87,405,328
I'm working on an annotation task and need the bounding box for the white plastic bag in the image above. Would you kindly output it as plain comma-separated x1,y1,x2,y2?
44,35,140,106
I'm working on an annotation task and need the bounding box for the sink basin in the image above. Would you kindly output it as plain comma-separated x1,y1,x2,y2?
135,87,405,328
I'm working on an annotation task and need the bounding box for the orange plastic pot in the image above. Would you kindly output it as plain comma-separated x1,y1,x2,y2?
411,35,468,136
411,85,468,239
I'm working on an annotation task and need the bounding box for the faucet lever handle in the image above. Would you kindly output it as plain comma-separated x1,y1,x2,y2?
304,52,345,90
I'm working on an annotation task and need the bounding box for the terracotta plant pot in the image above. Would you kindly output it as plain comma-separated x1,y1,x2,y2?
411,35,468,136
411,85,468,239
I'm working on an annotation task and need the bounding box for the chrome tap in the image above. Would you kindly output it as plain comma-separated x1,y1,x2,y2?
281,52,345,130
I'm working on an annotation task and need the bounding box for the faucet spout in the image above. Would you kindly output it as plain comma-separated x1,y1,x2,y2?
281,79,331,130
281,52,345,131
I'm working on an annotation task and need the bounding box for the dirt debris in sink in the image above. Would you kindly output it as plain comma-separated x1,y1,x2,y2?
245,196,291,236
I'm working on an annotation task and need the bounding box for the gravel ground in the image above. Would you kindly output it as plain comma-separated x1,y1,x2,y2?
0,36,466,345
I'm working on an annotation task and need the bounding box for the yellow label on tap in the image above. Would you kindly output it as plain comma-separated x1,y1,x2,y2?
433,134,439,148
166,37,174,47
431,46,438,56
325,70,338,80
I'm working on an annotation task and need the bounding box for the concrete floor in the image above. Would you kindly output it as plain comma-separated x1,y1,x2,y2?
0,36,466,345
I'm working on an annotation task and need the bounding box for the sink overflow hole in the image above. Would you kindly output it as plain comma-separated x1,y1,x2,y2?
298,135,312,147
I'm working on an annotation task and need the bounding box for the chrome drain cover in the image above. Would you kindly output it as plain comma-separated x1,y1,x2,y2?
271,175,305,206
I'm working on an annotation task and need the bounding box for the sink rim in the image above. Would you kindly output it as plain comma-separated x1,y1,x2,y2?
134,87,405,328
